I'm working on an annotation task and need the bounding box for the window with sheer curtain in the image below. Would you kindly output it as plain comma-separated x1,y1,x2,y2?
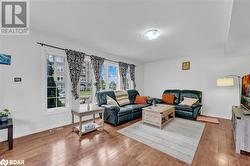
79,58,93,104
126,67,134,89
78,60,133,105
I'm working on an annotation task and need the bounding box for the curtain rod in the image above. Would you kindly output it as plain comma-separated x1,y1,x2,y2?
37,42,135,66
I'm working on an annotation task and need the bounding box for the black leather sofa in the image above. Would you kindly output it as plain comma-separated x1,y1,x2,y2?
156,89,202,120
96,89,151,126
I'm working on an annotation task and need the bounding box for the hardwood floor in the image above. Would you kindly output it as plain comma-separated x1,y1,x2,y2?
0,118,250,166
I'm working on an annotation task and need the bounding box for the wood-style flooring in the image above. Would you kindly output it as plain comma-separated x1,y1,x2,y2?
0,118,250,166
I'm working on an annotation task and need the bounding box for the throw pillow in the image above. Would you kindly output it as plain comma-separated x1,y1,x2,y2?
114,90,130,106
179,97,198,106
107,96,119,106
162,94,175,105
135,95,148,104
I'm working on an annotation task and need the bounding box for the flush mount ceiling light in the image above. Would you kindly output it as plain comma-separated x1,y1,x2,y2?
143,29,161,40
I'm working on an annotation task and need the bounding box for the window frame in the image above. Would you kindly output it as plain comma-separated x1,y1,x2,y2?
45,51,69,113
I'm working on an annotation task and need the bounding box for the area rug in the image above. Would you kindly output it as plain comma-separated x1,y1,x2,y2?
118,118,205,164
197,115,219,124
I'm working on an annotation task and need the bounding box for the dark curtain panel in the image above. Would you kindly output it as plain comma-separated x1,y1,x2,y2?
119,62,129,90
129,64,136,88
65,49,85,100
90,55,104,92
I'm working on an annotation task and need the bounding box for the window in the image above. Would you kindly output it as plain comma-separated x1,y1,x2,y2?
79,60,93,104
47,55,66,109
101,63,120,90
108,65,119,90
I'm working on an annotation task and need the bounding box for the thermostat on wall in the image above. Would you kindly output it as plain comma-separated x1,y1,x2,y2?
14,77,22,82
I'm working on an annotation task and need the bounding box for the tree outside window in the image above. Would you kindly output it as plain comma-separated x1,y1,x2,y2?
108,65,118,90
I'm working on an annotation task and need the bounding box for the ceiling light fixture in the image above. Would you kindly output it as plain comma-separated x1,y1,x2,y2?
143,29,161,40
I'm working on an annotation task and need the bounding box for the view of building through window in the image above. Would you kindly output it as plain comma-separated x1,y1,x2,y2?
79,61,92,104
47,55,66,109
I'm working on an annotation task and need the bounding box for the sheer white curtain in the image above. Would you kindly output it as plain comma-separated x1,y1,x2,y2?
126,66,135,89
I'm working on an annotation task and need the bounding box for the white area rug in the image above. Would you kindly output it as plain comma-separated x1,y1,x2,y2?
118,118,205,164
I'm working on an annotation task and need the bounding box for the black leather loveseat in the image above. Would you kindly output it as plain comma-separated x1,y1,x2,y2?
156,89,202,120
96,89,151,126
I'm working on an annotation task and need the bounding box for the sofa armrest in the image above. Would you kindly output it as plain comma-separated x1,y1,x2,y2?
101,105,120,114
101,105,120,126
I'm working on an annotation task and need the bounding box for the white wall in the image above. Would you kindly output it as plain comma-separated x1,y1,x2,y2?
0,31,144,140
0,66,3,111
0,39,3,111
135,64,144,94
144,54,250,119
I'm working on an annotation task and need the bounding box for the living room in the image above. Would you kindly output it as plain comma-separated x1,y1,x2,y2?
0,0,250,165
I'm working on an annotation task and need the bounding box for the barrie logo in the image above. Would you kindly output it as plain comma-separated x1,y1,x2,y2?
1,0,29,35
0,159,24,166
0,159,8,166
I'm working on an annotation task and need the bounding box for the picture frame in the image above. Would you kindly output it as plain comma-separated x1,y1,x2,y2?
0,53,11,65
182,61,190,70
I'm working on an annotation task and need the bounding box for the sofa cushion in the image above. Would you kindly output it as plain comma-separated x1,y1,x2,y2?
180,90,202,103
179,97,198,106
118,107,133,116
118,103,150,116
114,90,130,106
136,104,151,109
123,104,148,112
107,96,119,106
175,105,193,112
135,96,148,104
162,94,175,105
163,89,181,105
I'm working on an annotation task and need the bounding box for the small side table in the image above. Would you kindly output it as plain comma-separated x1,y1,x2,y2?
0,119,13,150
71,104,104,139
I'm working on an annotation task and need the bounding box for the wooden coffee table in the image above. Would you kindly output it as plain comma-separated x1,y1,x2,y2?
142,104,175,129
